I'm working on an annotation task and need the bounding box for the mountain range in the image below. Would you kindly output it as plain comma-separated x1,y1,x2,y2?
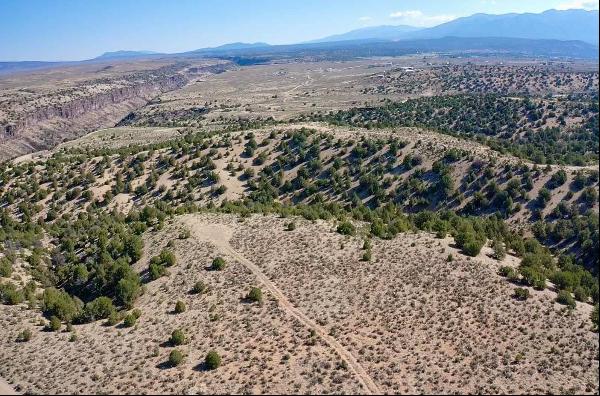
99,9,600,58
95,50,160,60
0,8,598,74
313,9,599,44
310,25,421,43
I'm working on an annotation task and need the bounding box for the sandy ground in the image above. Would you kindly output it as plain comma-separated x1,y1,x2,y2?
0,378,18,395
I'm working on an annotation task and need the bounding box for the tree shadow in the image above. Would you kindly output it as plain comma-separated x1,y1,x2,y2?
193,362,212,372
116,322,132,330
239,296,262,305
156,361,176,370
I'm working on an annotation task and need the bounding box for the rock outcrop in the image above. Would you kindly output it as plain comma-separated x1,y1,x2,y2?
0,61,232,160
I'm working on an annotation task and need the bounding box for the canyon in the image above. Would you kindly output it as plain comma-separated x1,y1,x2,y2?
0,59,232,160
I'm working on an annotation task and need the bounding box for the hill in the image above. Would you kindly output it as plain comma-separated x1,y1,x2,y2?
94,50,161,60
188,42,272,56
179,37,599,61
0,56,598,396
0,212,597,394
0,61,69,75
310,25,421,43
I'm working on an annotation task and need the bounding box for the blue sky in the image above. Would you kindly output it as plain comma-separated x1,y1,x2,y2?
0,0,598,61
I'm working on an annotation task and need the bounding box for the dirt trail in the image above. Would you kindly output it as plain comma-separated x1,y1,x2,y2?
0,377,18,395
283,72,312,102
181,216,381,395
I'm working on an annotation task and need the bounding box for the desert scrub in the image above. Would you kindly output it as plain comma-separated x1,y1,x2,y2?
170,329,186,345
0,257,13,278
150,249,176,268
191,281,206,294
455,223,485,257
362,249,372,262
574,286,589,303
499,266,516,278
492,239,506,260
336,221,356,236
149,262,167,280
106,311,124,326
513,287,530,301
179,229,191,239
204,351,222,370
169,349,184,367
174,300,186,313
556,290,576,309
47,316,62,332
0,282,24,305
123,313,137,328
246,287,263,303
41,288,81,323
211,257,226,271
16,329,32,342
80,296,115,322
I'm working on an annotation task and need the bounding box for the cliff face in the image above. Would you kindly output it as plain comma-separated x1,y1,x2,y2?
3,75,185,135
0,72,187,160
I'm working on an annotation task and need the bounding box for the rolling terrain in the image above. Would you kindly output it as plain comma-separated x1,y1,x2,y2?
0,53,598,394
0,213,597,394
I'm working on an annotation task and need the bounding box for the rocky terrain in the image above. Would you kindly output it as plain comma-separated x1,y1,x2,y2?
0,59,232,160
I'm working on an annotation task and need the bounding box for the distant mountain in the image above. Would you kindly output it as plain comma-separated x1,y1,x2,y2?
94,50,161,60
93,44,271,61
0,61,68,74
314,9,599,45
188,42,271,55
311,25,421,43
210,42,270,51
408,9,599,44
203,36,598,61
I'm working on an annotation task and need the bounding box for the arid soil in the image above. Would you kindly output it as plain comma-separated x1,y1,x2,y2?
0,213,597,394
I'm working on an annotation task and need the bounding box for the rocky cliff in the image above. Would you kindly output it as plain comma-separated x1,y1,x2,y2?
3,75,184,133
0,61,232,161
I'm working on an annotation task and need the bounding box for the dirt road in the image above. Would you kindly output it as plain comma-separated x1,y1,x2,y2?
0,378,18,395
182,217,382,395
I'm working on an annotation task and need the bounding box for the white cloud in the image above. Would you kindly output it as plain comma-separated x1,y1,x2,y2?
389,10,456,27
390,10,424,19
556,0,599,10
358,16,373,22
